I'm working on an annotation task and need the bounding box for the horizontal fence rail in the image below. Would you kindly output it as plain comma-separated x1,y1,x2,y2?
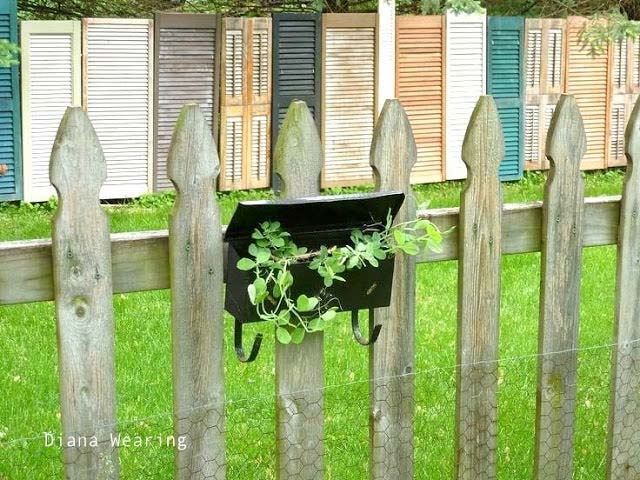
0,197,622,306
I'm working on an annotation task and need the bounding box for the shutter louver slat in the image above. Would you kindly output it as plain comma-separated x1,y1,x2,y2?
322,14,376,187
488,16,525,180
21,21,81,202
225,29,243,101
526,29,541,88
524,105,539,163
154,13,218,191
84,19,153,199
0,1,20,200
613,38,627,91
634,38,640,87
224,115,243,183
610,104,625,163
445,12,486,180
548,28,563,88
251,113,268,183
396,15,444,184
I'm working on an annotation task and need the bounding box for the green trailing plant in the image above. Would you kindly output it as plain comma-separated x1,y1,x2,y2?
236,209,444,345
0,40,19,68
580,10,640,55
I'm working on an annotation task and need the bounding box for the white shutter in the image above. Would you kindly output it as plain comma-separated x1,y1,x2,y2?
223,115,243,184
610,104,625,163
21,21,81,202
634,38,640,88
526,28,541,88
84,19,153,199
322,14,376,187
547,28,562,88
445,12,486,180
251,112,269,183
524,105,539,163
252,28,269,99
225,27,244,102
613,38,627,91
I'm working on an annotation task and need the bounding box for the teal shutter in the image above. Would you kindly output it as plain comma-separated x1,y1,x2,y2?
0,0,20,200
272,13,321,189
487,17,524,181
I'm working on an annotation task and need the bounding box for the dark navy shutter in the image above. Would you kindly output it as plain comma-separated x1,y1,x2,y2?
487,17,524,181
0,0,20,200
272,12,321,187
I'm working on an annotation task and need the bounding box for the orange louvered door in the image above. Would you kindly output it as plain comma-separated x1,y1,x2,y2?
396,15,445,184
524,18,565,171
219,17,271,190
565,17,611,170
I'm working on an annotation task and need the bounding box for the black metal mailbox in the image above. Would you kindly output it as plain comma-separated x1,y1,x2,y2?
224,191,405,361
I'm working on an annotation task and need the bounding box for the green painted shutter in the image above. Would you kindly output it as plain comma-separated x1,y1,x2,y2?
272,13,321,187
0,0,20,200
488,16,524,181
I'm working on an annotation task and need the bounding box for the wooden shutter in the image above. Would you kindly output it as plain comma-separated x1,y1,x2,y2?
219,17,271,191
272,12,321,176
445,12,486,180
487,16,525,181
82,19,153,199
321,13,376,187
154,13,219,191
524,18,566,171
396,15,445,184
565,16,611,170
0,0,20,200
608,36,640,167
21,21,81,202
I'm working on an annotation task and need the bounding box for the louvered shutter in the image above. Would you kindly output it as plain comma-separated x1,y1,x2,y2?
396,15,445,184
565,16,610,170
524,18,565,171
487,16,524,181
377,0,395,113
272,12,321,179
321,13,376,187
0,0,20,200
83,19,153,199
21,21,81,202
219,17,271,191
445,12,486,180
154,13,219,191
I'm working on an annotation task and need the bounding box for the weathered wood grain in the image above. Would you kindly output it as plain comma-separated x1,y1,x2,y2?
0,197,623,306
607,97,640,479
50,107,119,478
273,100,324,480
455,96,504,480
534,94,586,479
167,105,225,479
369,99,416,480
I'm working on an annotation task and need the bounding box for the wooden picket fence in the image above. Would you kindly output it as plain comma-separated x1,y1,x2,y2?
0,94,638,480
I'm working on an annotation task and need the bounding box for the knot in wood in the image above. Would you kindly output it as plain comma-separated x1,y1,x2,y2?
0,164,7,176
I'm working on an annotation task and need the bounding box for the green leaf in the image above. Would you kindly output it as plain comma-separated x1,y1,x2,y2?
308,318,323,331
276,327,291,344
393,229,406,245
277,311,290,326
402,243,420,255
291,327,305,344
248,244,259,257
296,294,319,312
272,237,285,248
320,309,337,321
237,258,256,271
247,284,257,305
256,249,271,264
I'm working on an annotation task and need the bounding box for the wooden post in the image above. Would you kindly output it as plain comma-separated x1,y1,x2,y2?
606,97,640,479
534,94,586,479
273,100,324,480
369,99,416,480
50,107,119,478
167,104,226,479
455,96,504,479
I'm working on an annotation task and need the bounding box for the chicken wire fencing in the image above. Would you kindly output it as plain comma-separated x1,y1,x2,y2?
0,338,634,479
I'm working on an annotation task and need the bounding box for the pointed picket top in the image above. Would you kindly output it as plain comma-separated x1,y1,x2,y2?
50,107,105,200
370,99,416,192
167,103,219,194
545,94,586,174
273,100,322,197
461,96,504,178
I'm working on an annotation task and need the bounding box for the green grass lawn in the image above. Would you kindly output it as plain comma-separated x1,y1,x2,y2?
0,170,626,479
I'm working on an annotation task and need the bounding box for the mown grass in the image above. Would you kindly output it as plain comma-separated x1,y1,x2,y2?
0,170,625,479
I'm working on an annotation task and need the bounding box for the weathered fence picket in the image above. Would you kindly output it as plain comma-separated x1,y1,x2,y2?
50,107,119,478
2,94,640,480
273,100,324,479
455,96,503,479
607,97,640,479
369,99,417,480
167,105,226,478
534,94,586,479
